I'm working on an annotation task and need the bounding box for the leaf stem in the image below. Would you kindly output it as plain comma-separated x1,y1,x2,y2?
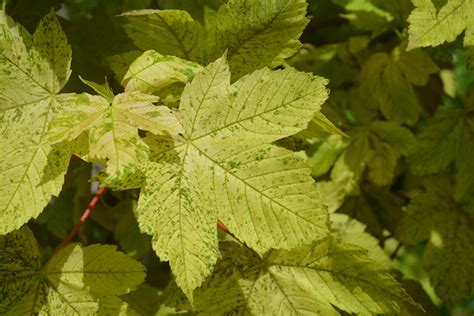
217,220,242,243
55,187,107,252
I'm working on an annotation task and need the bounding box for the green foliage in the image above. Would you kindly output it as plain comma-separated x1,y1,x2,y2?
0,226,145,314
407,0,473,50
120,0,309,79
136,54,330,300
359,45,439,125
165,238,418,315
397,178,474,305
0,10,72,234
0,0,473,314
408,105,474,200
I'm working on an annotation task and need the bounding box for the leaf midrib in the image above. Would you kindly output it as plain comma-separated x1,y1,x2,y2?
1,97,52,219
189,89,319,142
189,143,323,227
0,50,52,95
411,0,466,43
270,262,413,305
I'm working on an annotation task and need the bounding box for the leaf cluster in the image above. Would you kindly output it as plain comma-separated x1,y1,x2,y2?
1,0,473,314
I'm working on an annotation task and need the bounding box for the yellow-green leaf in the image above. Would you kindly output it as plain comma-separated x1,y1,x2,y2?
167,238,420,315
407,0,474,50
0,226,145,315
48,91,183,185
0,11,72,235
136,55,330,300
123,50,203,94
121,0,309,79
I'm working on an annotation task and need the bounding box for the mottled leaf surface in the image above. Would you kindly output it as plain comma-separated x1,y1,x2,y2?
407,0,473,50
0,11,72,234
123,50,202,94
0,226,145,315
121,0,308,79
136,55,330,300
48,91,183,185
167,238,419,315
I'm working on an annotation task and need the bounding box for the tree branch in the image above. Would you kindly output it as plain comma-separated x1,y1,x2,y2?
55,187,107,253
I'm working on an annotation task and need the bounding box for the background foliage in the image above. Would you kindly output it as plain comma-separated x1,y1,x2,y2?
0,0,473,315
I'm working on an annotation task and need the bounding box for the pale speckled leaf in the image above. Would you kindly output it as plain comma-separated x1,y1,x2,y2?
1,226,145,315
79,76,115,102
397,178,474,304
0,11,72,235
168,238,419,315
48,91,183,185
123,50,202,94
121,0,309,79
107,50,143,83
137,55,330,300
407,0,474,50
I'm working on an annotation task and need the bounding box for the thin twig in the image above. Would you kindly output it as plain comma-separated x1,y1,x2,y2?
55,187,107,253
390,243,403,260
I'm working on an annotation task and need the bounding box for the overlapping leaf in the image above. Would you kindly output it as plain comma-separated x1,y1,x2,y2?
359,45,439,125
407,0,473,50
166,238,419,315
397,178,474,305
0,226,145,315
136,55,330,300
332,0,393,33
408,106,474,200
120,0,309,79
0,11,72,234
122,50,202,94
331,121,417,187
48,90,183,185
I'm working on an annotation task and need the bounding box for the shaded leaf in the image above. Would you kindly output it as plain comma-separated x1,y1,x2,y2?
0,226,145,315
168,238,419,315
397,178,474,305
408,106,474,200
121,0,309,79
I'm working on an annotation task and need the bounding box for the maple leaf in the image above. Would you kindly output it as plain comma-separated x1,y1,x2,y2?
407,0,474,50
165,238,420,315
397,177,474,305
122,50,203,94
136,54,330,300
120,0,309,79
331,121,417,187
408,105,474,200
0,226,145,315
359,44,439,125
48,87,183,186
0,11,73,234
